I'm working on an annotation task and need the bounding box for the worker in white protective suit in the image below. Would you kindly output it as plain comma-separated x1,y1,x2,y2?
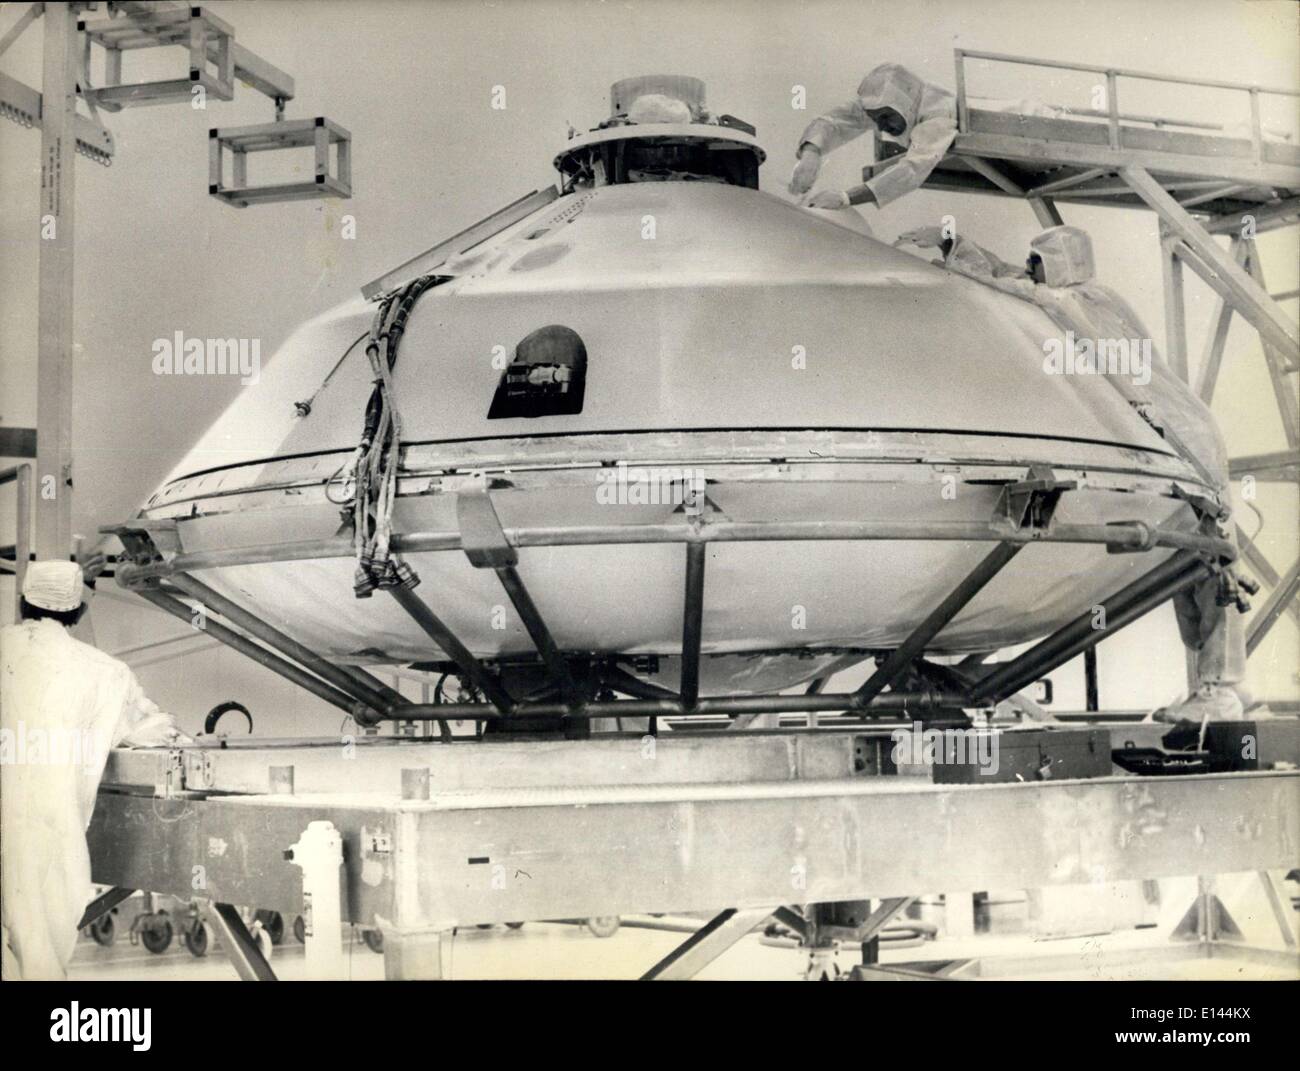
1026,228,1249,722
792,64,1065,211
895,224,1249,719
792,64,957,210
1,561,188,980
894,225,1033,283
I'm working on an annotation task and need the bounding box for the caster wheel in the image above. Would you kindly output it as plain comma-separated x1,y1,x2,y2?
89,913,116,947
586,916,620,939
255,910,285,945
293,915,306,944
184,920,210,958
363,929,384,954
140,915,174,955
505,921,524,930
475,923,493,930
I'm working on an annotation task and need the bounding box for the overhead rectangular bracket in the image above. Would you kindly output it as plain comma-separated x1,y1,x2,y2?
81,6,235,110
208,117,351,207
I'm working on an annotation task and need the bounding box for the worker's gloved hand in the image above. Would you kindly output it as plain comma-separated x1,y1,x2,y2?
788,145,822,195
894,225,947,249
120,712,193,748
804,189,851,210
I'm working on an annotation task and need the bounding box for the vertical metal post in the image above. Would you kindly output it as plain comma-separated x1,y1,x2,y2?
313,118,329,182
4,464,33,621
1083,645,1099,712
679,542,706,709
35,3,78,561
1105,70,1120,149
1160,231,1189,382
953,49,968,134
1248,88,1262,164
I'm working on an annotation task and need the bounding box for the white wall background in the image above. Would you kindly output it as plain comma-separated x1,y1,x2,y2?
1,0,1296,735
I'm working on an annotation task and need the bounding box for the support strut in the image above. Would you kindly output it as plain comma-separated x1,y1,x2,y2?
136,586,362,716
856,542,1021,704
972,551,1212,704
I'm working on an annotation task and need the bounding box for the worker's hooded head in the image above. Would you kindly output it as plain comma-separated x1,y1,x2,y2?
856,64,925,138
1030,226,1096,288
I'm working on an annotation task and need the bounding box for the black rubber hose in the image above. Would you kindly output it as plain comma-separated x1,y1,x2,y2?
204,700,253,735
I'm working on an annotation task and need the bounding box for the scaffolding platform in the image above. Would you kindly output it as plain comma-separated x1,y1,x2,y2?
868,49,1300,659
868,49,1300,225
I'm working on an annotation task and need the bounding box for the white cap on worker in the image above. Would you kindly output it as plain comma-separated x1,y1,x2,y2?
22,560,86,612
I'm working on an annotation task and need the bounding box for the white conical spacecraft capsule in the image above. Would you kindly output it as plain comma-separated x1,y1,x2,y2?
118,76,1223,716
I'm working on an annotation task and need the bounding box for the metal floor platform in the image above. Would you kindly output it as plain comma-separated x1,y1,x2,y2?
86,730,1300,979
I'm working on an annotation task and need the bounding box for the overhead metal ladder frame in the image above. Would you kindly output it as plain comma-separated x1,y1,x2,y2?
882,48,1300,677
79,1,298,110
78,4,237,110
0,0,349,569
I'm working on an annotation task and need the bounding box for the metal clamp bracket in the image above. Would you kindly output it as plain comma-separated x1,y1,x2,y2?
993,465,1077,532
456,485,518,569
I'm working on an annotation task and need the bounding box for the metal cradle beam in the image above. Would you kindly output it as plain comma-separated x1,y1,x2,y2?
166,572,401,717
388,585,516,713
456,488,579,704
855,541,1022,704
971,551,1211,704
135,586,361,716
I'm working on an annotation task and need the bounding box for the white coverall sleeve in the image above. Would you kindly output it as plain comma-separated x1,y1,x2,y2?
798,98,873,156
864,115,957,208
113,673,188,747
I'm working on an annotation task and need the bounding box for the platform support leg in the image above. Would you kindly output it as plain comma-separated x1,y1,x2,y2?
77,886,136,931
944,891,976,939
1170,875,1246,945
1257,870,1298,948
208,902,277,981
382,929,444,980
641,906,776,980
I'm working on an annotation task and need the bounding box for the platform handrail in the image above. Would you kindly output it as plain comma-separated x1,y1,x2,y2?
954,48,1300,162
